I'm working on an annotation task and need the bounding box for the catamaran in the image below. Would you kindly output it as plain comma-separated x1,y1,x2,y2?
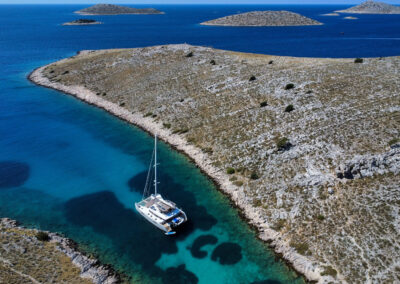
135,135,187,235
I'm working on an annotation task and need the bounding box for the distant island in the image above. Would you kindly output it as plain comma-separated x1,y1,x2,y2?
336,0,400,14
75,4,164,15
62,19,102,26
200,11,322,27
344,16,359,20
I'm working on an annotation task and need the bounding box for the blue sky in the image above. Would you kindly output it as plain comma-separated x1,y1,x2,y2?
1,0,399,4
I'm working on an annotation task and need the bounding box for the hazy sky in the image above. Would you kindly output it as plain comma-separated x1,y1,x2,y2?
0,0,399,4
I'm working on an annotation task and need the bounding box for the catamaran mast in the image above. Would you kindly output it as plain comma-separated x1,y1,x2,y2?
154,134,157,195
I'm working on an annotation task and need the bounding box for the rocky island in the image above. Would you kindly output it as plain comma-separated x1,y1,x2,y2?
75,4,164,15
63,19,102,26
0,218,119,283
29,44,400,284
200,11,322,26
336,0,400,14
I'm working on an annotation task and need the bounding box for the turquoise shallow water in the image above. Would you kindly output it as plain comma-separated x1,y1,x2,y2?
0,80,303,283
3,3,400,284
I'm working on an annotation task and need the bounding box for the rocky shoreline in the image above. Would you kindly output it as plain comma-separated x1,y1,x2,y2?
28,51,323,283
0,218,120,284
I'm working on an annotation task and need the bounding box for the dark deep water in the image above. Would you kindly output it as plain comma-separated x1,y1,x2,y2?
1,4,400,283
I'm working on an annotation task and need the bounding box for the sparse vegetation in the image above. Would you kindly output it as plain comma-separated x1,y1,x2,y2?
354,58,364,63
321,266,338,277
36,231,50,242
290,241,309,255
284,83,295,90
210,59,216,65
250,171,259,180
163,123,171,129
388,138,399,146
186,52,193,58
249,75,256,81
260,101,268,107
226,167,235,174
144,112,153,117
316,215,325,221
276,137,291,151
253,198,262,207
285,104,294,112
272,219,286,231
268,60,273,64
234,180,243,186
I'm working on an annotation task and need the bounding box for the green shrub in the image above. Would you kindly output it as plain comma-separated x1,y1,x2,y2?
259,101,268,107
202,147,213,154
229,176,237,181
253,199,262,207
210,59,216,65
186,52,193,58
268,60,273,64
306,90,313,94
119,102,125,107
321,266,337,277
284,104,294,112
354,58,363,63
316,215,325,221
36,231,50,242
272,219,286,231
389,138,399,146
163,123,171,129
226,167,235,174
290,241,309,255
249,75,256,81
284,83,295,90
250,171,259,180
102,92,107,96
144,112,153,117
276,137,291,151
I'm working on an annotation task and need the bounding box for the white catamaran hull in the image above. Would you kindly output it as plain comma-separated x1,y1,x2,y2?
135,203,172,233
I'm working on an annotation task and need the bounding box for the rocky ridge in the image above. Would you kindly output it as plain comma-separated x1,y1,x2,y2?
336,0,400,14
29,44,400,283
201,10,322,26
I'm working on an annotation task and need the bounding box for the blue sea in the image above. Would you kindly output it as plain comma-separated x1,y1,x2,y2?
1,4,400,284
